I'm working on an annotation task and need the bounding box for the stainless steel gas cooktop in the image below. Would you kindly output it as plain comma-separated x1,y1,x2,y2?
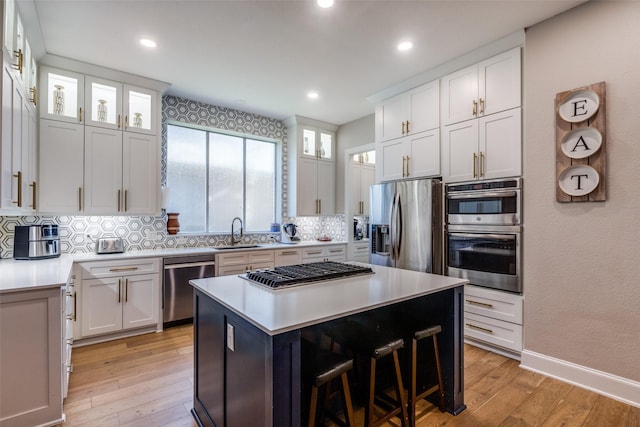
240,261,374,289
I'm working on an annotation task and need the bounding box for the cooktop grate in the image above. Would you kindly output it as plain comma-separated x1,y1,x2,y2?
242,261,374,289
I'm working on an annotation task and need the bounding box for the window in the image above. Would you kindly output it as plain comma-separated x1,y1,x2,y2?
166,124,277,234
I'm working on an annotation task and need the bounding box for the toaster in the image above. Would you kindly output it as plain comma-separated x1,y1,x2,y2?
96,237,125,254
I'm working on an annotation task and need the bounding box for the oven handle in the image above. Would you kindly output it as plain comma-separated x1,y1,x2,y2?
446,190,517,200
448,232,516,240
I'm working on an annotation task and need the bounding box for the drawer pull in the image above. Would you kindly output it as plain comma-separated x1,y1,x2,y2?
466,299,494,309
466,323,493,334
307,251,322,255
109,267,139,272
280,251,298,255
73,291,77,321
329,249,343,253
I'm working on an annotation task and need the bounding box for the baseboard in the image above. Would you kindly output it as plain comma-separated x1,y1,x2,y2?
520,349,640,408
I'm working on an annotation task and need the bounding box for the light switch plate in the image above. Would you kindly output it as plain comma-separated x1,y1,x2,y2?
227,323,234,351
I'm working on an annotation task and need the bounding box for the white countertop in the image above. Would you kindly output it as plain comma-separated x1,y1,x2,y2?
0,241,347,293
1,255,75,293
190,264,467,336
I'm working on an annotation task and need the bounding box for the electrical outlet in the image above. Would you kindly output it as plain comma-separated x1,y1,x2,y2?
227,323,235,351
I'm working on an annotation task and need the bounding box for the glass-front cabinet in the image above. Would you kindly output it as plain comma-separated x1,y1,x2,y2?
124,86,156,135
301,127,333,161
85,77,122,129
39,67,85,123
83,78,156,134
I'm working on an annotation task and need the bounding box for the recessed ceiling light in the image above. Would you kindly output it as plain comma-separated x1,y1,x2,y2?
397,41,413,52
140,38,157,48
307,91,320,100
317,0,334,8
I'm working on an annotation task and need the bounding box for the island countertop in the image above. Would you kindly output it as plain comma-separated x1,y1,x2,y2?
190,264,468,335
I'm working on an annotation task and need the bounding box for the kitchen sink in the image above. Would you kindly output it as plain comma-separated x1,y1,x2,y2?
215,244,262,250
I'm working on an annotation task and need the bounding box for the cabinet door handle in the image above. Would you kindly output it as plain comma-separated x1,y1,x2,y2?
466,323,493,334
401,121,405,135
12,171,22,207
406,156,410,176
13,49,23,73
466,299,494,308
118,279,122,303
30,87,37,106
125,278,129,303
480,152,485,177
78,187,82,211
117,189,121,212
406,120,410,134
72,291,77,321
472,100,477,116
79,107,83,122
124,190,128,212
479,98,485,114
125,115,129,130
318,199,321,214
402,156,406,177
473,153,478,178
29,181,37,210
117,114,121,129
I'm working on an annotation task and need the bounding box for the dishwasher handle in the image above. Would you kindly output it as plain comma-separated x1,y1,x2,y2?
164,261,216,270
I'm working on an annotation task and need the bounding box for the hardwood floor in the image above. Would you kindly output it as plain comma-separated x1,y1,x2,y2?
62,325,640,426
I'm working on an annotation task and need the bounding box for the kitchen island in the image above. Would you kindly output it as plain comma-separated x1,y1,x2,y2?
189,263,467,427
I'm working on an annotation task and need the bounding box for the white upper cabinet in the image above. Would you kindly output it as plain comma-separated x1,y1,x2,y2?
441,47,521,126
375,80,439,142
350,152,375,216
442,108,521,182
300,126,333,161
37,63,164,215
377,128,440,182
40,67,85,123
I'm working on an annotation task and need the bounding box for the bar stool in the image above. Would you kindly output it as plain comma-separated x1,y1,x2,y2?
407,325,445,427
303,341,356,427
325,320,409,427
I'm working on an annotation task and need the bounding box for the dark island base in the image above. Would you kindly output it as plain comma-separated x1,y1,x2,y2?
191,286,465,427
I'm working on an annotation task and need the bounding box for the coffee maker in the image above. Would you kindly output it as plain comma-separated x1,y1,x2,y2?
281,223,300,244
13,224,61,260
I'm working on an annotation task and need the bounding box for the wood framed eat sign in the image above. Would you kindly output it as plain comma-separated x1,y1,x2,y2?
555,81,607,202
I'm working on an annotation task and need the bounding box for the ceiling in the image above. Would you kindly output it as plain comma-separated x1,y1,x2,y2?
26,0,585,126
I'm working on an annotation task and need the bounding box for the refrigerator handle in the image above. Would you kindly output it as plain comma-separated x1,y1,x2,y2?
389,193,396,260
395,193,402,260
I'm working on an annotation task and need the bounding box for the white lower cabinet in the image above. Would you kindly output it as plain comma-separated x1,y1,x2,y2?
302,245,346,263
463,285,523,357
0,286,65,426
216,250,275,276
349,241,370,263
274,248,302,266
78,258,160,339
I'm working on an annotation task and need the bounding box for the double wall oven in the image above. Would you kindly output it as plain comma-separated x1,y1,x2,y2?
445,178,522,294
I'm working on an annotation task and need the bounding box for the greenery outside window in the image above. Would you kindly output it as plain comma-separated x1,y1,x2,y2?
166,123,277,234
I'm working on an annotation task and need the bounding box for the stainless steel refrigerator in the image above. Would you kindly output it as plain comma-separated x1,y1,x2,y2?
369,178,443,273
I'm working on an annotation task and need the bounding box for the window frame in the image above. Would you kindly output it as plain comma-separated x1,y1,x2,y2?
166,121,279,234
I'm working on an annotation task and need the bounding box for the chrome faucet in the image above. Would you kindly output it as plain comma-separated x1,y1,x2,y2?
231,217,243,245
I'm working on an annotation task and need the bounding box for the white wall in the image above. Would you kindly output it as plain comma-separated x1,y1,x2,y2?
523,0,640,387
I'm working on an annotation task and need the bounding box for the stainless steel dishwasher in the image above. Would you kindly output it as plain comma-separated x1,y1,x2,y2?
163,254,215,327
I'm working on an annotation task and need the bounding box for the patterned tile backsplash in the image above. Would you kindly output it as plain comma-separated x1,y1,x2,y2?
0,95,346,258
0,213,346,258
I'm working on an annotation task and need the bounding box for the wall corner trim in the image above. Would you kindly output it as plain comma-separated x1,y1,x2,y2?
520,350,640,408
